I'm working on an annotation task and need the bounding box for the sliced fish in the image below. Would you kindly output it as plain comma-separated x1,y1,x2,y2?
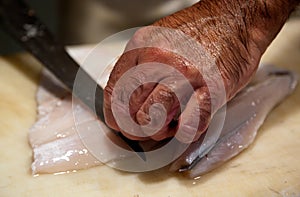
29,66,297,177
170,65,298,178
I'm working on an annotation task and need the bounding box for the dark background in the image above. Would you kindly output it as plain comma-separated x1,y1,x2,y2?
0,0,201,55
0,0,298,55
0,0,59,54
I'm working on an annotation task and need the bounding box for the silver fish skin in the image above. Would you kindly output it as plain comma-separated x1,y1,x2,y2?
170,65,298,178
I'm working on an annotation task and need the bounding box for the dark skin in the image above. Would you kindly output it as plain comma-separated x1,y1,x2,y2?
104,0,300,142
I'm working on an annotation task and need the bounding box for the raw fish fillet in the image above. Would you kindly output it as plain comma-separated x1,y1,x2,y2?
29,68,132,174
29,65,297,177
170,66,298,178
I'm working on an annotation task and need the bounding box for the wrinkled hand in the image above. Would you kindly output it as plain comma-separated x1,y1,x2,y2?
103,0,297,143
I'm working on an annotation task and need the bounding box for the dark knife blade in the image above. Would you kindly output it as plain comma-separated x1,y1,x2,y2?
0,0,146,160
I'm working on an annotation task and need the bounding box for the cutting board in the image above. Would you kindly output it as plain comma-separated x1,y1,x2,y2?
0,19,300,197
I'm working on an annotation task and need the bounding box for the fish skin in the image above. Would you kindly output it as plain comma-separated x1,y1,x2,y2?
170,66,298,178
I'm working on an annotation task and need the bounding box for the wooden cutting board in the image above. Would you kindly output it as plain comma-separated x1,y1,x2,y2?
0,19,300,197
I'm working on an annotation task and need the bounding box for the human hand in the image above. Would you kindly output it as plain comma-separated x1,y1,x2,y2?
103,0,298,143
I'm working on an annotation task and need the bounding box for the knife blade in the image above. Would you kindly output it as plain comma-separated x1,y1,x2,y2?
0,0,146,161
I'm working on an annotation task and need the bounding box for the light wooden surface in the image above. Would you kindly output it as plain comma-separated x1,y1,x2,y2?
0,19,300,197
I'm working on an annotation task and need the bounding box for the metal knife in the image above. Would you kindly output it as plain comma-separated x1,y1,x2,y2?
0,0,146,160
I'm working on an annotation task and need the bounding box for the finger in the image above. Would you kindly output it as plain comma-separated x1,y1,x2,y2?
129,82,158,119
105,46,204,141
106,60,172,139
136,84,179,135
104,47,169,134
104,49,140,131
136,76,195,139
176,86,212,143
106,49,141,86
137,48,204,88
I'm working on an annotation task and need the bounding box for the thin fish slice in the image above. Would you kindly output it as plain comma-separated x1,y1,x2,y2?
30,70,133,174
170,66,297,178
